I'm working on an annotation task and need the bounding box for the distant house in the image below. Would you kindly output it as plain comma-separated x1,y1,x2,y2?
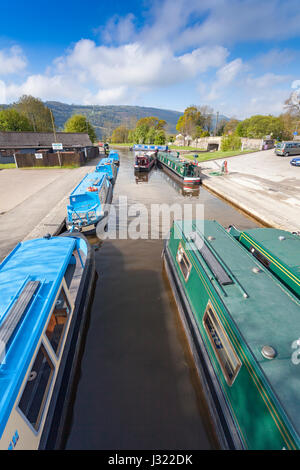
0,131,93,157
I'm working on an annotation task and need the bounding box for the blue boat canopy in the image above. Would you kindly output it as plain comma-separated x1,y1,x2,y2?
0,236,77,438
132,144,168,151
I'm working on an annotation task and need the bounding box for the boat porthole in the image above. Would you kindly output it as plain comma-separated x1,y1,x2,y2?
28,371,37,382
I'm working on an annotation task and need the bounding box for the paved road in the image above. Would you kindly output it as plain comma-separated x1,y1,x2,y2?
200,149,300,232
0,159,99,262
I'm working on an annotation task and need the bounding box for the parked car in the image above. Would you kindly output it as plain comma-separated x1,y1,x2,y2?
275,141,300,156
290,157,300,166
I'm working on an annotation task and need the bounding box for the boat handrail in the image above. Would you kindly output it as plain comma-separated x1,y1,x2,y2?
0,280,40,347
189,226,249,299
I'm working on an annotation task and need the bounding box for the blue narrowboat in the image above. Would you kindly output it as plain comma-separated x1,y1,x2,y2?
132,144,168,151
108,150,120,166
0,232,95,450
66,170,113,231
95,157,118,184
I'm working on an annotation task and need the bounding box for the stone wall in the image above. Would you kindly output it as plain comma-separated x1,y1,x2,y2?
174,135,265,151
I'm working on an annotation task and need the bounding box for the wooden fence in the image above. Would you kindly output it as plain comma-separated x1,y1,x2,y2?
15,151,86,168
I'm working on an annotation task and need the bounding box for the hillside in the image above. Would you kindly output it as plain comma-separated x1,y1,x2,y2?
0,100,229,140
45,102,183,139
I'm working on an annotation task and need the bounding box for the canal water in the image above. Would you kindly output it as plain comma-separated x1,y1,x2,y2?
64,148,259,450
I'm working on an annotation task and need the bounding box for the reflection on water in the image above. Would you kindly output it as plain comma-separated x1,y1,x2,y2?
65,148,259,450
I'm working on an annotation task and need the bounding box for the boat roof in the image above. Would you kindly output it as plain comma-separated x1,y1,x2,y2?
0,236,76,438
174,219,300,441
239,228,300,298
97,157,114,166
70,171,106,197
158,151,188,165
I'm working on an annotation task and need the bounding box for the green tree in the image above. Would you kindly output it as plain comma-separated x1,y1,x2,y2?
176,106,203,139
111,125,129,143
0,108,33,131
13,95,54,132
221,134,242,151
145,127,156,144
64,114,97,143
235,115,289,140
154,130,166,145
131,115,167,144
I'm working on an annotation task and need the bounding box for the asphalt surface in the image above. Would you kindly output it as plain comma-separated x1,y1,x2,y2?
0,158,99,262
200,149,300,232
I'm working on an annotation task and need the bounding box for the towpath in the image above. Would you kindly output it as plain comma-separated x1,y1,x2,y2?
200,149,300,232
0,158,99,262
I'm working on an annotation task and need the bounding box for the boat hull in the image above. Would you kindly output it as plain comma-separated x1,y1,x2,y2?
39,232,96,449
134,159,155,172
163,241,244,450
157,158,201,184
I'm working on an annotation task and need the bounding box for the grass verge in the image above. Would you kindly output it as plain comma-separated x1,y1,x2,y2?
182,149,256,162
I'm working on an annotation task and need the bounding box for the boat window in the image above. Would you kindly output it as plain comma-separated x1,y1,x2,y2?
18,344,54,431
45,286,71,356
176,243,192,281
203,303,241,386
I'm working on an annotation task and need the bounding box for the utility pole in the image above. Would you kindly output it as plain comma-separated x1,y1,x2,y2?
214,111,219,136
50,109,61,167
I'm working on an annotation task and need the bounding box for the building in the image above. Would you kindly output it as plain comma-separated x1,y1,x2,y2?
0,131,98,165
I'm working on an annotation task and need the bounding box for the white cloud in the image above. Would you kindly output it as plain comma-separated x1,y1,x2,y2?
206,58,243,100
0,46,27,75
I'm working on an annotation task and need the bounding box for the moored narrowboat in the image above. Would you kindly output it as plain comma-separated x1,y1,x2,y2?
66,170,113,231
132,144,168,152
108,150,120,166
163,219,300,450
134,152,156,172
0,232,95,450
96,157,118,184
157,151,201,184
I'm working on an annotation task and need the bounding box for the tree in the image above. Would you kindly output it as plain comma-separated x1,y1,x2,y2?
64,114,97,143
235,115,290,140
13,95,54,132
221,134,241,151
176,106,206,141
0,108,33,131
154,130,166,145
284,90,300,117
130,115,167,144
223,118,239,135
111,125,129,143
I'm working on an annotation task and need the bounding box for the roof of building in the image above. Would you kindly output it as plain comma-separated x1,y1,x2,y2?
0,131,92,149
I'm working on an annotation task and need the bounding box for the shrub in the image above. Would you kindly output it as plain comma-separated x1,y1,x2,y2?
221,134,242,151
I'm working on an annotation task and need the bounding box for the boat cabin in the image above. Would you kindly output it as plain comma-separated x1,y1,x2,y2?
67,171,112,229
0,234,94,449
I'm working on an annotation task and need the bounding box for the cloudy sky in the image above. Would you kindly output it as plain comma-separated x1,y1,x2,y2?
0,0,300,118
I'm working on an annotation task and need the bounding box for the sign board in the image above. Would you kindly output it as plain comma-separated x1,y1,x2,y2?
52,143,63,150
294,132,298,136
35,153,43,159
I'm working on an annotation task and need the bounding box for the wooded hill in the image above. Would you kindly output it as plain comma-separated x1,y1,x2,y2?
45,102,183,139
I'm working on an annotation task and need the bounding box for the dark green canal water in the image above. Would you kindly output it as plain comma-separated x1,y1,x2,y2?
64,148,259,450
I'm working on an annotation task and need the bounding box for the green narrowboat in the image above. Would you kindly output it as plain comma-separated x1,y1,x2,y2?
157,151,201,184
163,219,300,450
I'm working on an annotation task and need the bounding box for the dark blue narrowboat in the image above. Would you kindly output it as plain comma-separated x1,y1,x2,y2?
0,232,95,449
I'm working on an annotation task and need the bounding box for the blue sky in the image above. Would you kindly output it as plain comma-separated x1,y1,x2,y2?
1,0,300,119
